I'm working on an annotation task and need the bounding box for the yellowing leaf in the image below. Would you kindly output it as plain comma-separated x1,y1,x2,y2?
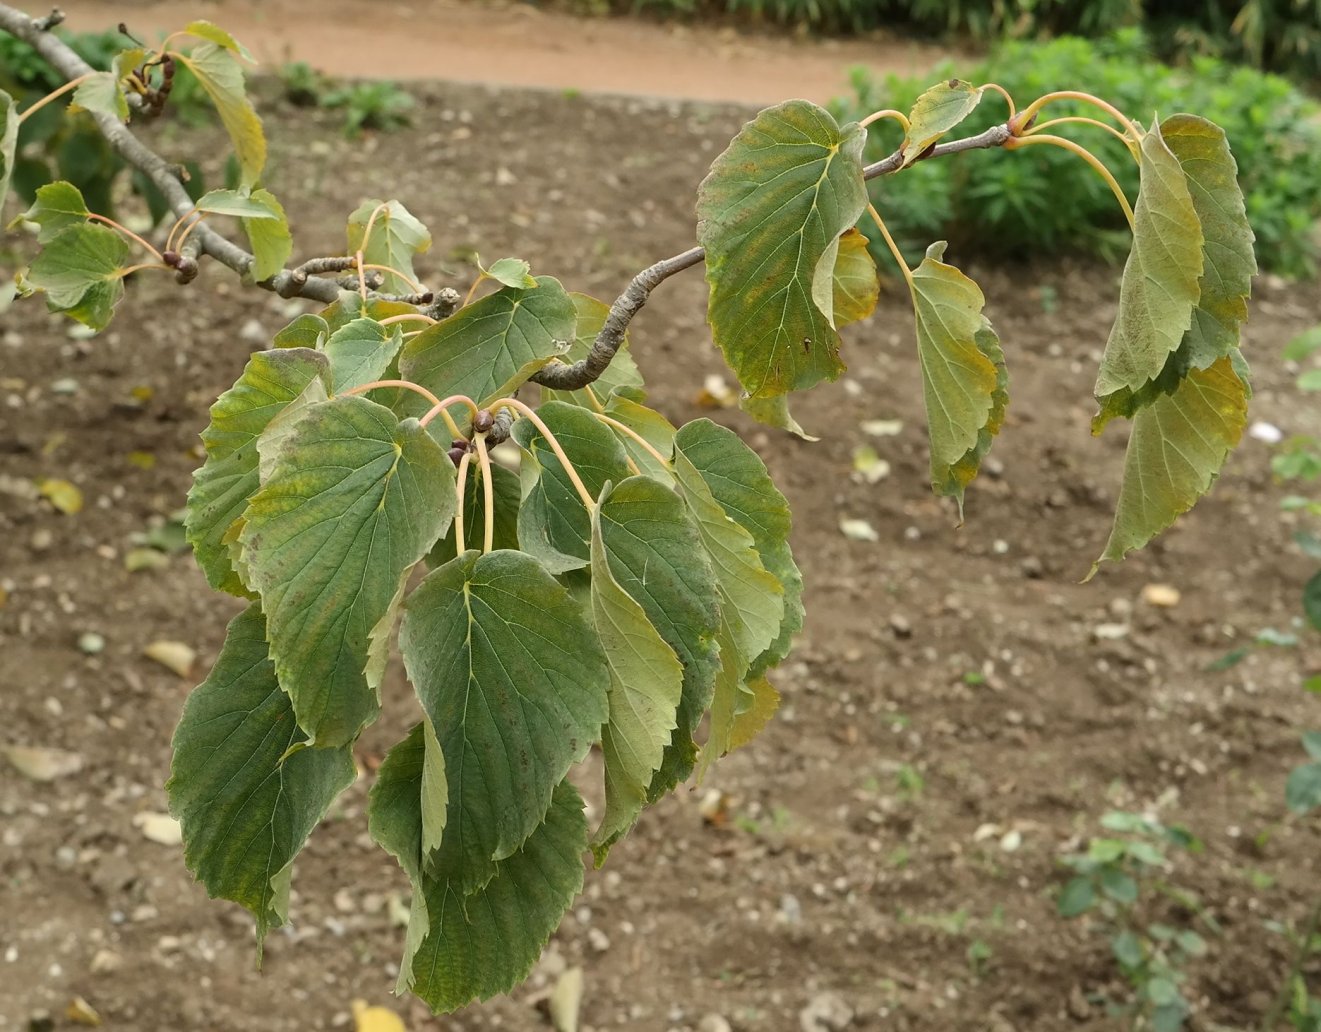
740,392,819,441
39,477,83,514
728,675,780,751
902,79,983,167
832,227,880,328
1092,355,1247,575
143,640,196,677
2,745,84,781
179,44,265,187
351,1000,407,1032
909,242,1007,511
698,100,868,398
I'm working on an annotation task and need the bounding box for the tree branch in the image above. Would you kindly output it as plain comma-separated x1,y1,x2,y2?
527,122,1015,391
0,2,344,303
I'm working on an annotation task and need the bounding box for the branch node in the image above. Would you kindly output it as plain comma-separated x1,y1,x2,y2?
423,287,462,321
34,7,61,30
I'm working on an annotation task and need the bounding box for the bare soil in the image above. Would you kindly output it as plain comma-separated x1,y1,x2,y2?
2,76,1321,1032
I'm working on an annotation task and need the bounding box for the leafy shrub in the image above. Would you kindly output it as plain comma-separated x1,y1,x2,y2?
831,33,1321,276
323,80,414,137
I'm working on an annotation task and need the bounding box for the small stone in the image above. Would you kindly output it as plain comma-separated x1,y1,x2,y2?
142,640,196,677
28,1012,54,1032
3,746,84,781
1020,556,1044,579
889,614,912,638
156,935,182,953
50,378,79,395
1140,583,1181,608
30,528,53,552
698,1016,732,1032
587,927,610,953
333,888,355,913
54,845,78,869
1066,985,1090,1020
130,904,158,922
778,893,802,924
89,950,122,974
800,991,853,1032
1092,623,1130,641
133,811,182,845
65,996,101,1027
77,632,105,655
239,319,268,344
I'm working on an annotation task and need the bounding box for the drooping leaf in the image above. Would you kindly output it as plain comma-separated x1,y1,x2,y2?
485,256,537,289
240,395,456,746
902,79,984,167
346,199,431,295
728,675,780,751
740,393,819,441
22,222,129,330
69,71,128,121
1092,355,1248,574
322,316,404,393
401,277,576,425
409,781,587,1013
273,313,329,349
367,722,445,992
1094,116,1256,431
184,20,253,59
178,43,265,187
512,400,631,573
697,100,868,398
166,604,356,949
16,181,89,243
186,348,331,597
589,480,684,855
674,419,802,678
831,227,881,328
242,188,293,281
541,292,645,408
909,241,1007,510
430,460,522,563
399,549,608,893
189,187,278,220
0,89,17,213
1094,125,1203,407
593,474,721,801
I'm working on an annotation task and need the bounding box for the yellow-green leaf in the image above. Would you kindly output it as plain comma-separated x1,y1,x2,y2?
16,181,89,243
183,20,253,60
909,241,1007,510
242,188,292,281
902,79,984,167
346,199,431,296
23,222,130,330
832,227,880,328
697,100,868,398
1094,124,1203,406
728,675,780,751
1092,355,1248,575
179,43,265,187
69,71,128,121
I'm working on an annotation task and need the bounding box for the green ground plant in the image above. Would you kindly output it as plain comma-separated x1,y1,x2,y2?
0,2,1258,1015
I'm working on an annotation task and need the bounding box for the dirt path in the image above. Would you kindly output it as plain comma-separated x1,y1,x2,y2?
55,0,951,104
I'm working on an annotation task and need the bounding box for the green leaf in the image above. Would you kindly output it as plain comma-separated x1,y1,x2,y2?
593,474,721,801
430,460,522,563
322,316,404,393
184,20,253,59
399,549,608,893
672,437,784,770
1093,116,1256,431
1058,876,1095,917
272,313,328,349
1303,572,1321,632
192,187,279,219
1299,370,1321,392
909,241,1007,511
590,480,685,855
321,292,419,331
485,256,537,289
179,43,265,188
0,89,17,214
401,277,575,424
697,100,868,398
1285,326,1321,362
1099,868,1139,905
166,604,356,949
16,181,89,243
69,71,128,120
1303,731,1321,761
1093,355,1247,574
1112,929,1145,969
740,393,819,441
186,348,331,596
902,79,983,167
367,722,447,991
23,222,129,330
600,395,674,481
832,227,880,328
512,400,631,573
409,780,587,1013
346,199,431,295
541,292,645,408
1286,762,1321,815
242,189,292,281
239,395,456,746
674,419,801,679
1095,125,1203,406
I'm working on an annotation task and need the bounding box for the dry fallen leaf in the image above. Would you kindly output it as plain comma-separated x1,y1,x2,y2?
840,518,879,543
2,745,84,781
66,996,101,1027
39,478,83,514
351,999,407,1032
1141,583,1181,608
143,640,196,677
694,374,736,409
861,418,903,437
132,811,182,846
548,967,583,1032
851,445,891,485
124,548,170,573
